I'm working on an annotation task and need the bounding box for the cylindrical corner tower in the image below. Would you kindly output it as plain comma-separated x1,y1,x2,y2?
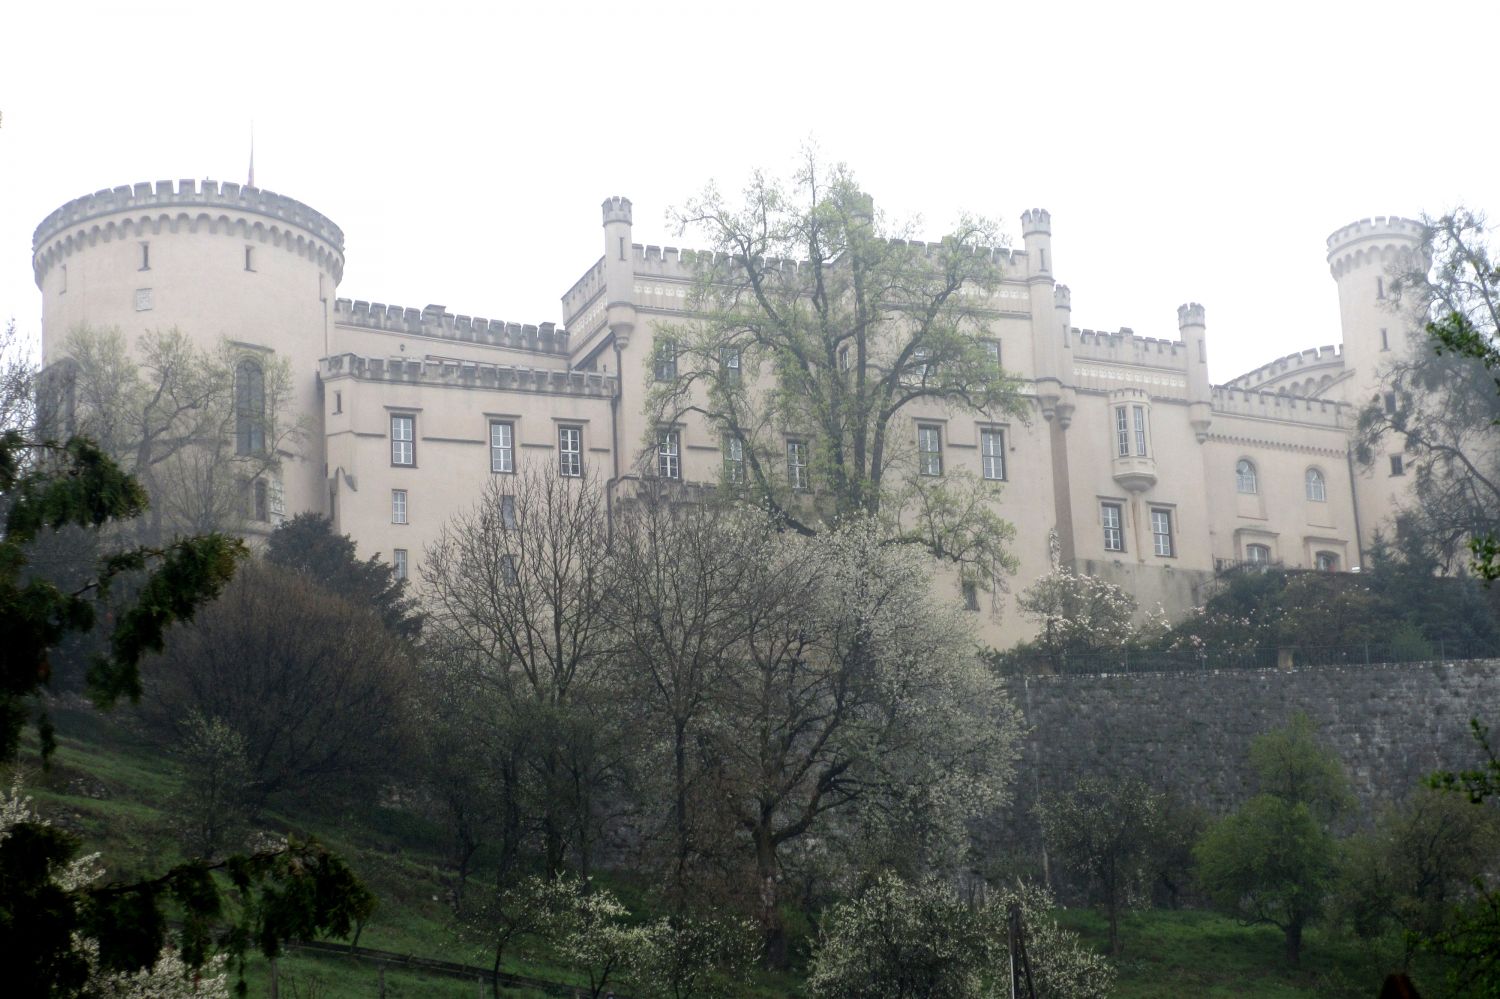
31,179,346,525
1325,215,1427,556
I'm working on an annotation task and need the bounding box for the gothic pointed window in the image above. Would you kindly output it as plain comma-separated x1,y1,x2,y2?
235,359,265,455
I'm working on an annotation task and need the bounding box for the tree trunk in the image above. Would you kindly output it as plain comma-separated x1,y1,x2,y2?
1107,898,1121,957
1284,920,1303,966
755,820,788,970
673,717,690,898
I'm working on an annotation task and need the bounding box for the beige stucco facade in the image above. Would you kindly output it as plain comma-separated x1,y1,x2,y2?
30,181,1424,646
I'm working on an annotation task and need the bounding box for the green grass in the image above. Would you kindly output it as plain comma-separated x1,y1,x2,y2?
1058,907,1452,999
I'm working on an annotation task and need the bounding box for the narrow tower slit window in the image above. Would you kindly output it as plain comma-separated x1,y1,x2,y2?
139,242,150,271
245,246,255,271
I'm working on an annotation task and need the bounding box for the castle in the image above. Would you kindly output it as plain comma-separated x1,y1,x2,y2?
29,179,1424,645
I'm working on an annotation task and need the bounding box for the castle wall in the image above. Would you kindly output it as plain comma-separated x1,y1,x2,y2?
1005,660,1500,823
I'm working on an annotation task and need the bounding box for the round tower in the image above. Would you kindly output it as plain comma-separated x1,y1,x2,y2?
1178,302,1212,443
1022,209,1063,421
1325,216,1426,407
31,179,345,526
1325,215,1427,554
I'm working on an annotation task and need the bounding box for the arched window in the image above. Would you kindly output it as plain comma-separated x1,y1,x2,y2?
1235,459,1258,494
235,359,265,455
1305,467,1326,502
1246,543,1271,565
1316,551,1339,572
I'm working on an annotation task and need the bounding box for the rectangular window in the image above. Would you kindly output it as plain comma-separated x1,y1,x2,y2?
917,424,943,477
1133,405,1148,456
1102,502,1124,552
393,548,408,581
962,581,980,612
721,347,741,384
332,391,342,415
502,554,518,587
912,347,934,380
654,340,677,382
501,494,517,529
251,480,269,523
391,488,408,525
245,246,255,271
140,243,150,271
657,429,681,480
723,436,745,484
1383,392,1398,415
983,340,1001,367
490,420,515,473
558,425,582,478
391,414,415,466
1151,508,1174,557
787,439,809,491
838,345,851,372
1115,406,1130,457
1390,454,1404,477
981,428,1006,481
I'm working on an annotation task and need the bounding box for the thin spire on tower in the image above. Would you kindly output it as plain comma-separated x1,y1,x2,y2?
247,123,256,188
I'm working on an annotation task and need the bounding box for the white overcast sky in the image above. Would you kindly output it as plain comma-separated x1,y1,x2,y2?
1,0,1495,384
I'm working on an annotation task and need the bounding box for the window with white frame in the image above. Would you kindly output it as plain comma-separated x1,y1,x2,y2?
393,548,408,581
558,425,582,478
723,436,745,484
912,347,934,380
391,414,415,466
1305,467,1326,502
654,340,677,382
391,488,408,524
490,420,514,473
721,346,741,384
980,428,1006,481
1316,551,1339,572
249,479,269,522
1246,543,1271,565
1151,508,1174,557
1114,406,1130,457
787,439,809,491
1133,405,1148,456
657,428,681,480
983,340,1001,367
917,424,943,477
1102,502,1124,552
838,345,851,372
1236,459,1258,494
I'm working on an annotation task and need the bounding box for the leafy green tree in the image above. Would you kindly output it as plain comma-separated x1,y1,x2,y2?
169,712,258,859
1357,210,1500,581
0,777,373,997
1336,787,1499,969
1015,566,1163,669
806,873,1112,999
652,152,1024,590
1038,775,1163,955
264,512,422,640
1195,714,1352,965
625,911,758,999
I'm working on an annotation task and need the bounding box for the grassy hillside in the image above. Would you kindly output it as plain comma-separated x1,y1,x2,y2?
8,702,1454,998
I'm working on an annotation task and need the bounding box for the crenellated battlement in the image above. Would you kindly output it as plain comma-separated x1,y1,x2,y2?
1325,216,1426,279
1325,216,1424,256
602,196,633,225
1072,327,1190,364
1177,302,1206,329
1223,344,1344,392
33,179,344,254
333,299,570,355
1210,385,1345,427
319,352,614,398
1021,208,1051,236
